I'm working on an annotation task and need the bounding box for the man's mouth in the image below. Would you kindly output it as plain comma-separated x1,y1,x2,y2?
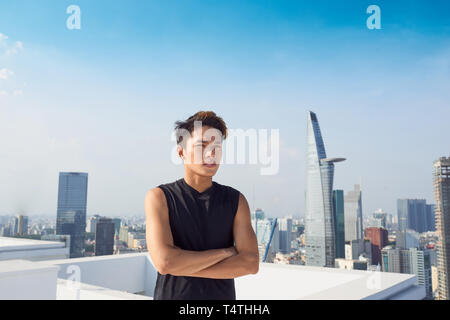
203,162,217,168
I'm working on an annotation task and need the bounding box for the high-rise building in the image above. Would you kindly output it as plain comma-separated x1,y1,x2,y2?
434,157,450,300
426,204,436,232
397,199,435,233
382,246,432,299
119,225,130,245
333,190,345,259
278,217,293,254
381,246,411,274
365,227,388,267
56,172,88,258
396,229,420,249
252,208,266,240
252,218,279,262
305,111,345,267
10,216,19,236
410,248,433,299
95,217,115,256
112,218,122,236
16,215,28,236
86,215,100,234
372,209,387,229
344,184,363,242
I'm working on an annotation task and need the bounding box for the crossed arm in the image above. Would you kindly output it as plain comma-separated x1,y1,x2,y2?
144,187,259,279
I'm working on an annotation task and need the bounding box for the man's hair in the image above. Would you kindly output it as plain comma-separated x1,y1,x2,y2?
174,111,228,146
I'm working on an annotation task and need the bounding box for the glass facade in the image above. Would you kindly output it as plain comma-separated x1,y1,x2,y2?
56,172,88,258
333,190,345,259
305,111,338,267
344,184,363,242
397,199,436,233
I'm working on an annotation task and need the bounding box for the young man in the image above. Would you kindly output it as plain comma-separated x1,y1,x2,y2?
145,111,259,300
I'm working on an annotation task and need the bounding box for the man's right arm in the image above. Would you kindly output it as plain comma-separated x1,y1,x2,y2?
145,187,236,276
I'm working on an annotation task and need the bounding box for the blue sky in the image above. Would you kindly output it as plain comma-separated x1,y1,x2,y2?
0,0,449,218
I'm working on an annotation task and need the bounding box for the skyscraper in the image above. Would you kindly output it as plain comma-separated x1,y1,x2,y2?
17,215,28,236
397,199,434,233
434,157,450,300
409,248,433,299
372,209,387,229
278,217,293,254
10,216,18,236
86,215,100,233
56,172,88,258
344,184,363,243
305,111,345,267
112,218,122,236
365,227,388,266
426,204,436,232
333,190,345,259
95,217,115,256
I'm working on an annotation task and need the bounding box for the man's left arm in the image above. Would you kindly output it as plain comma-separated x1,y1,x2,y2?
182,193,259,279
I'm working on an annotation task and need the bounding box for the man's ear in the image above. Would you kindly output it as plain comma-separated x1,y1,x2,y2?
177,145,184,159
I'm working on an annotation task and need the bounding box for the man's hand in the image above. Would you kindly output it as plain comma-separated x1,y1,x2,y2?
180,193,259,279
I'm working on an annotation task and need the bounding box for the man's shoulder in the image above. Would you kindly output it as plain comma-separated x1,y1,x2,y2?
146,180,180,203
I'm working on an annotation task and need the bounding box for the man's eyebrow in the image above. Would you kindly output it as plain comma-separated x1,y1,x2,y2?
194,139,221,143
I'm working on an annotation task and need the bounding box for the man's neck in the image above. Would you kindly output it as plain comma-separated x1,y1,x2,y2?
183,174,213,193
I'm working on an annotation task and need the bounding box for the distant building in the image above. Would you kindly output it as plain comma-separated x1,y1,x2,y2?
86,215,100,234
127,232,145,249
252,218,279,262
95,218,115,256
56,172,88,258
381,246,411,274
409,248,433,299
278,218,293,254
382,246,432,298
344,238,372,269
371,209,387,229
305,111,345,267
365,227,388,266
397,199,435,234
17,215,28,236
344,184,363,243
10,216,18,236
396,229,420,249
333,190,345,259
119,226,130,245
434,157,450,300
335,258,368,271
112,218,122,236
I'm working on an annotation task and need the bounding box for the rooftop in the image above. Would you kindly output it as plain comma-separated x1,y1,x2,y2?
0,237,65,252
0,245,426,299
0,237,69,262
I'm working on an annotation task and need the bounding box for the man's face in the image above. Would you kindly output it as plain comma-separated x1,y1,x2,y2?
179,125,223,177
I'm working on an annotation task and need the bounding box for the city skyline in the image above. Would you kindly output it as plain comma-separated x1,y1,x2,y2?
1,1,449,218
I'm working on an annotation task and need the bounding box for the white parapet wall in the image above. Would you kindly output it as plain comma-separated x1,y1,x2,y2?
0,237,69,261
0,249,427,300
0,259,60,300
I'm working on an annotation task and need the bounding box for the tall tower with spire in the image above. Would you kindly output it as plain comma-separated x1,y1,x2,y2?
305,111,345,267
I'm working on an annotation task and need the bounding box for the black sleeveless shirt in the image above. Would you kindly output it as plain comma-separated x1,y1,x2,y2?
153,178,241,300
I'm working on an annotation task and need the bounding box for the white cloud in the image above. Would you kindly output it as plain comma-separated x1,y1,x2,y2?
6,41,24,56
0,33,23,56
13,89,23,96
0,68,14,80
0,90,8,96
